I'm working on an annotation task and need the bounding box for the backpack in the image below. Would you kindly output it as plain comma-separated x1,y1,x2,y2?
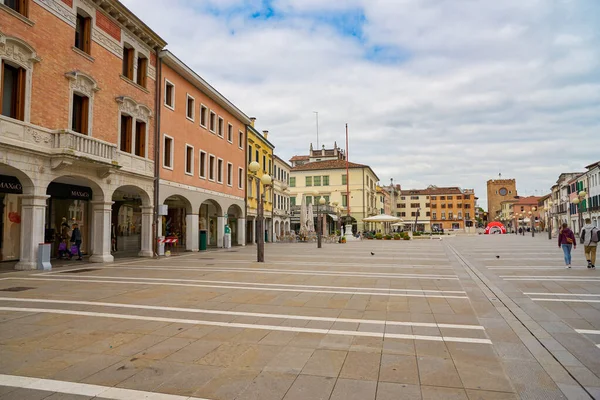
591,228,600,244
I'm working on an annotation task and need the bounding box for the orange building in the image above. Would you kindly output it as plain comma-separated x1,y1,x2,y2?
511,196,541,233
158,51,250,250
428,187,477,231
0,0,165,268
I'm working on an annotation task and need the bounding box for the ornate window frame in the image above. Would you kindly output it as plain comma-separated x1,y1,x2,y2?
115,96,152,159
65,70,99,135
0,32,40,123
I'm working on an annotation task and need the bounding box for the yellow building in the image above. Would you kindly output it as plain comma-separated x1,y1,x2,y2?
246,122,275,243
289,160,379,233
397,189,431,232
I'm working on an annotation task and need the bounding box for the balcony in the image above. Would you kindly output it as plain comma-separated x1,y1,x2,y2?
0,116,153,178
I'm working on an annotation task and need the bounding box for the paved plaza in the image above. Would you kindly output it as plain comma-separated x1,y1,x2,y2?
0,235,598,399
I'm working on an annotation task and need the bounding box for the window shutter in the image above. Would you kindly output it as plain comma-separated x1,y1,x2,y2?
137,123,146,157
124,117,132,152
83,17,91,53
0,60,4,115
20,0,29,17
80,96,89,135
127,50,134,80
15,67,26,121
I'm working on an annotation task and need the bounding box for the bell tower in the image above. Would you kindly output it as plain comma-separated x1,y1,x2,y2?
487,178,517,220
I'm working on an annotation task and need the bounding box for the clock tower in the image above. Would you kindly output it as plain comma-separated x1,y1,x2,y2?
487,178,517,221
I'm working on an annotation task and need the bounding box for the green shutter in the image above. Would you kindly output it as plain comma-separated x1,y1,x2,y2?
306,176,312,187
323,176,329,186
342,175,347,185
289,177,296,187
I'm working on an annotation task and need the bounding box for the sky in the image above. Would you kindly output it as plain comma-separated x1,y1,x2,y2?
123,0,600,209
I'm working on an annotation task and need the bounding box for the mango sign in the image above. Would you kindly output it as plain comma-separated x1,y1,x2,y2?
485,222,506,234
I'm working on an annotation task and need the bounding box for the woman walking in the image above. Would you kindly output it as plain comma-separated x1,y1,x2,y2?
558,223,576,268
70,223,83,261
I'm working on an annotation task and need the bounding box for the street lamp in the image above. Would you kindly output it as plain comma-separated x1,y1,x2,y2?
572,190,588,234
519,213,524,235
314,194,326,248
413,207,421,233
547,201,553,240
528,209,535,237
248,161,272,262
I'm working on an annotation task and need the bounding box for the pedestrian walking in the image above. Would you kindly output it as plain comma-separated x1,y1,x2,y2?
70,223,83,261
558,223,576,268
580,218,598,269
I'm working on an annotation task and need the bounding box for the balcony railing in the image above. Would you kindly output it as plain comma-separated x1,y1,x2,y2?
54,130,117,162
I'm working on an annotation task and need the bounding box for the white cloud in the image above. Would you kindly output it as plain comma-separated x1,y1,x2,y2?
122,0,600,208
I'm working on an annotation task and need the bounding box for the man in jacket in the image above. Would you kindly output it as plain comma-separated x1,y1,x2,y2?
581,218,598,269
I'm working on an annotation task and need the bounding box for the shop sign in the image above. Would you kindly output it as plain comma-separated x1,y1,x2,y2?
47,182,92,200
0,175,23,194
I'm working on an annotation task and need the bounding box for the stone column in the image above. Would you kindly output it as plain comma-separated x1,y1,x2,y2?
237,217,246,246
15,195,48,270
89,201,114,263
251,218,256,244
185,214,199,251
139,206,153,257
217,216,225,248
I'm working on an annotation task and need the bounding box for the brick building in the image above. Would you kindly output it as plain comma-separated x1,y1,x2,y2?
0,0,166,268
428,186,477,232
487,178,518,220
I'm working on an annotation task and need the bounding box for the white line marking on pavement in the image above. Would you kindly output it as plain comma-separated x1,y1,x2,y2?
0,307,491,344
531,298,600,303
488,267,569,270
0,373,211,399
0,297,483,330
525,292,600,297
575,329,600,335
504,278,600,282
501,275,600,279
2,277,468,299
145,260,454,269
38,265,457,280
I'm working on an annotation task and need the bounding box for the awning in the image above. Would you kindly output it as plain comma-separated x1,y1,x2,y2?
328,214,338,221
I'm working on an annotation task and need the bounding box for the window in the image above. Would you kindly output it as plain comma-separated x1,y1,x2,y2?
290,197,296,207
432,212,437,219
268,160,272,175
119,115,132,152
306,176,312,187
136,55,147,87
458,212,462,219
457,196,462,200
217,159,223,183
314,176,321,186
411,196,419,200
289,177,296,187
4,0,28,17
185,145,193,175
255,149,259,162
217,117,224,137
238,168,243,189
227,163,233,186
449,212,453,219
323,176,329,186
134,122,146,157
342,194,348,207
122,45,134,80
199,151,207,178
71,93,89,134
208,155,215,181
342,175,347,185
447,196,453,200
431,196,437,200
227,124,233,143
440,196,446,200
263,155,266,171
209,111,216,132
426,212,431,217
238,131,244,148
1,62,26,121
248,145,253,164
400,212,406,217
398,203,406,208
306,196,312,205
411,212,416,217
75,11,91,54
410,203,420,208
186,95,194,120
248,178,253,197
200,105,207,127
163,135,173,169
400,197,406,200
442,212,446,219
164,80,174,109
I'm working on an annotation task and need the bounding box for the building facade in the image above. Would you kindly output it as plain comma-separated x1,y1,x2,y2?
157,51,248,250
511,196,541,233
272,155,291,240
0,0,166,268
289,160,379,234
567,174,587,234
376,186,391,215
246,123,274,244
428,187,476,231
289,142,345,167
585,161,600,227
396,189,431,232
487,178,517,220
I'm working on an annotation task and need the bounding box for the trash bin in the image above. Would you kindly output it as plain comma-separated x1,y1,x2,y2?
157,236,165,256
224,225,231,249
38,243,52,271
199,230,208,251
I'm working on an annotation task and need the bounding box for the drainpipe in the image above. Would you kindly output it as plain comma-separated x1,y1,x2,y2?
153,48,162,257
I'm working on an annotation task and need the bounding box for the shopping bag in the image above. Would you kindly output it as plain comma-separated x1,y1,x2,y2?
70,245,79,254
58,242,67,251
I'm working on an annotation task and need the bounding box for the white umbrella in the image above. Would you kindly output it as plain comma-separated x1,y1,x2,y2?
363,214,402,223
307,203,315,232
299,196,307,236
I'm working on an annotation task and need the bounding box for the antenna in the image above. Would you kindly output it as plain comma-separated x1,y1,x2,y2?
313,111,319,148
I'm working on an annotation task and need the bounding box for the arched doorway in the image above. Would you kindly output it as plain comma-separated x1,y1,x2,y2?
0,163,34,265
226,204,244,246
200,199,223,248
45,175,104,262
111,186,152,257
163,195,192,250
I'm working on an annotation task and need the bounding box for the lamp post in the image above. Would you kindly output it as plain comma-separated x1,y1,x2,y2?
547,201,553,240
315,195,326,248
529,208,536,237
248,161,272,262
519,213,524,235
413,207,421,233
572,191,587,234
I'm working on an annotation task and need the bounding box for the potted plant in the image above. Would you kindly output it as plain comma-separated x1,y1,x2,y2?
375,233,383,240
384,234,392,240
394,233,401,240
340,236,346,243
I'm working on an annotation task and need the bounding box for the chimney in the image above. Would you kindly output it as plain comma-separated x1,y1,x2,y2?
262,130,269,139
250,117,256,127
